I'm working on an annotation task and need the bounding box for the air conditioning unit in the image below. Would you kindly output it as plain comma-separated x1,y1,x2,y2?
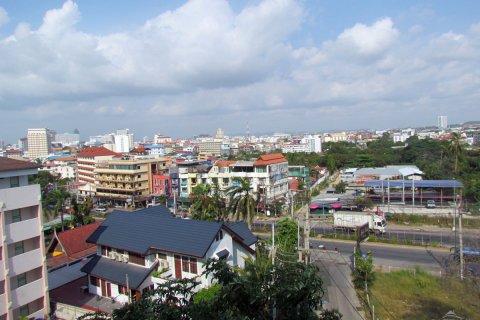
160,260,169,269
122,256,129,263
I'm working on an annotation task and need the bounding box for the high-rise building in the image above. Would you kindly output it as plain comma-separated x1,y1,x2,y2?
301,134,322,153
0,158,50,319
438,116,448,130
114,129,134,153
54,133,80,146
27,128,52,159
18,138,28,152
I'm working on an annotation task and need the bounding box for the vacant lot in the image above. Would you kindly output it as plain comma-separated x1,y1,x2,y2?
363,269,480,320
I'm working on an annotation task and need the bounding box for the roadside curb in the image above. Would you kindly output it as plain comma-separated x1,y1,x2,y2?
316,237,451,252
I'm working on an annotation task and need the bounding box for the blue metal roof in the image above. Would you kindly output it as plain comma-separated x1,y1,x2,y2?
228,221,257,246
364,180,463,188
87,205,224,257
80,255,154,289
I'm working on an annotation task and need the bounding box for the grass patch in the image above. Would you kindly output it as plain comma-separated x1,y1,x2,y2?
365,268,480,320
322,233,357,241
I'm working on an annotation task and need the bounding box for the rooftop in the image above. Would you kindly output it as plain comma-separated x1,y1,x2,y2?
0,157,40,172
77,146,121,158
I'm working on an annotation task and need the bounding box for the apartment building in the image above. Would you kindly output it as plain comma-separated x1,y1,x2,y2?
0,158,49,319
95,157,169,207
207,153,289,203
80,206,256,304
27,128,53,159
77,147,121,197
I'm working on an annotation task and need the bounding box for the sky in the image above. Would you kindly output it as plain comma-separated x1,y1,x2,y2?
0,0,479,142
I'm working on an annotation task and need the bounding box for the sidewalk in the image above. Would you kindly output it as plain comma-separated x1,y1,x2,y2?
313,250,365,320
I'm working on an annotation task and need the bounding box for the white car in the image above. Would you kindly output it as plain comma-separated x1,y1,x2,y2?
95,207,107,213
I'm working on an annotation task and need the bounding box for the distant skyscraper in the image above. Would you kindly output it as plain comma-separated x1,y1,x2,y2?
438,116,448,130
215,128,224,139
54,133,80,146
114,129,134,153
27,128,53,159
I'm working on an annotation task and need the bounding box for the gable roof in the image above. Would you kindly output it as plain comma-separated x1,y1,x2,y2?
0,157,40,172
81,255,155,289
87,206,224,258
227,221,257,246
254,153,287,166
215,160,237,167
57,221,103,258
77,146,121,158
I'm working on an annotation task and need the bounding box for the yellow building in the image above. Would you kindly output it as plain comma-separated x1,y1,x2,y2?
95,157,168,207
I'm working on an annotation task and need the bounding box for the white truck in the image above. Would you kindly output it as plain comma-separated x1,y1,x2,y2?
333,211,386,234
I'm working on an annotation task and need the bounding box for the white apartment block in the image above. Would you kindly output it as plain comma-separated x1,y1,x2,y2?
438,116,448,130
27,128,52,159
301,135,322,153
0,158,49,319
114,129,134,153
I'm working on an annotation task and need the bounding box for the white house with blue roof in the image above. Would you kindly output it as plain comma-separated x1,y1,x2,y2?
81,206,256,304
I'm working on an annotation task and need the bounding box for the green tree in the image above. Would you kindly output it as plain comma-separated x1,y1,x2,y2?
275,218,299,252
352,250,375,290
449,132,465,175
326,155,336,174
191,184,215,221
334,182,347,194
226,177,257,228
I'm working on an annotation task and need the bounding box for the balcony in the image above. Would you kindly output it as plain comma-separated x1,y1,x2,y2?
0,293,7,316
8,248,43,276
0,184,40,211
5,217,41,243
11,278,45,309
0,264,4,280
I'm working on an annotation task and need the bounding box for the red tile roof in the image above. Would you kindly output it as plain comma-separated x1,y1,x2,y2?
5,149,23,153
77,147,121,158
0,157,40,172
56,221,102,258
216,160,237,167
254,153,287,166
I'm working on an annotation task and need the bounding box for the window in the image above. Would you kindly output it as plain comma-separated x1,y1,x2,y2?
11,209,21,223
17,273,27,288
215,230,224,242
19,305,29,317
90,276,99,286
128,252,145,266
119,285,128,295
14,241,24,256
157,253,167,260
181,256,197,274
10,176,19,188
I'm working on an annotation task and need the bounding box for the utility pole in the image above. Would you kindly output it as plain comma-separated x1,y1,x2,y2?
304,191,310,264
459,195,464,280
272,223,275,264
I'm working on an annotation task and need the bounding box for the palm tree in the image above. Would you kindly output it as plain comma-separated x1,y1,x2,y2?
226,177,257,228
449,132,464,174
191,184,215,221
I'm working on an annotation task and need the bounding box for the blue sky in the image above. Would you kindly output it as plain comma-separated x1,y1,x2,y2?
0,0,479,142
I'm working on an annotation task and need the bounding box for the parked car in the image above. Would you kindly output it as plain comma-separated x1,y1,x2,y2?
95,206,107,213
426,200,436,208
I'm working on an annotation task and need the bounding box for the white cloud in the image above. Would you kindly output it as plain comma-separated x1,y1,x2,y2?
336,18,399,56
0,7,8,28
0,1,479,140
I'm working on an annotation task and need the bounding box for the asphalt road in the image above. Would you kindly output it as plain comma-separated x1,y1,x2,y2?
311,238,451,272
253,220,480,248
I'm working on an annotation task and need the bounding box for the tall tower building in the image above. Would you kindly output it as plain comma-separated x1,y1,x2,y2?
114,129,134,153
0,158,50,319
27,128,52,159
438,116,448,130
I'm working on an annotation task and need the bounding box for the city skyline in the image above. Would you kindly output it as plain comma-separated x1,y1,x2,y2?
1,0,479,141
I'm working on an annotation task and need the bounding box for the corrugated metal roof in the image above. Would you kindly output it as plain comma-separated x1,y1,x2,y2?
364,180,464,188
80,255,153,289
87,206,223,257
228,221,257,246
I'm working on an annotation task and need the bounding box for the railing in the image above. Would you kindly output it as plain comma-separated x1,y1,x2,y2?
11,278,45,308
9,248,43,276
5,217,41,243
